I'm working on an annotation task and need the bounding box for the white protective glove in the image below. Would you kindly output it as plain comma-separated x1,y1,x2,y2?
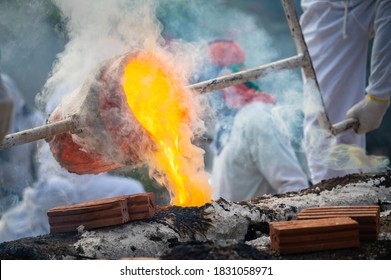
346,94,390,134
0,78,13,142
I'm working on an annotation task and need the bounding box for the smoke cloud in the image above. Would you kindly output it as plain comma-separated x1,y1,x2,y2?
0,0,65,108
38,0,161,109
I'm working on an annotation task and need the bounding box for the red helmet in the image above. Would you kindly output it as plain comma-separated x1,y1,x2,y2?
208,40,276,108
207,40,245,67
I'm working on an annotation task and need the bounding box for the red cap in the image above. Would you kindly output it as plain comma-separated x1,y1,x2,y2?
207,40,245,67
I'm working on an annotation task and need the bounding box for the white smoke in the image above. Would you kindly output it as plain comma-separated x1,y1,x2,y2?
37,0,163,108
0,0,64,108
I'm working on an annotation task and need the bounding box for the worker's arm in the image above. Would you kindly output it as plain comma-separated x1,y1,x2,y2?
0,76,13,142
347,0,391,134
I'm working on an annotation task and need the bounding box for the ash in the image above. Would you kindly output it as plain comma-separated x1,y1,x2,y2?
0,171,390,260
70,172,391,260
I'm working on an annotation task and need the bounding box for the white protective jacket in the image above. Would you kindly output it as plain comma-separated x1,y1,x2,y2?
212,102,308,201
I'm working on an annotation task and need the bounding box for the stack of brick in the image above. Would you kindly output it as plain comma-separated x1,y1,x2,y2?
269,217,360,254
47,192,156,233
296,205,380,241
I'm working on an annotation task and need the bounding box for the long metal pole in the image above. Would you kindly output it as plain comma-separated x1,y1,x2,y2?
281,0,358,136
281,0,332,133
189,54,303,93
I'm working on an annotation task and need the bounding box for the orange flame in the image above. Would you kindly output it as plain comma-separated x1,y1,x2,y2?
122,51,211,206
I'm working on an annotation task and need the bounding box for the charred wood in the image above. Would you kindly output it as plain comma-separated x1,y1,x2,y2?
0,170,391,260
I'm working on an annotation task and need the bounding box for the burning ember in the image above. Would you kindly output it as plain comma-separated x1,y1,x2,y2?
47,50,211,207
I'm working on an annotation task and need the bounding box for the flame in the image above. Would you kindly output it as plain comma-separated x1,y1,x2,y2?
122,51,211,206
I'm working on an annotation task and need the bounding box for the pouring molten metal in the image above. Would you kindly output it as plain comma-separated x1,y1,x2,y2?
47,50,211,206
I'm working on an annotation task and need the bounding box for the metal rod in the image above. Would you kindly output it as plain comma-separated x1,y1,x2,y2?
0,115,79,150
281,0,333,133
188,54,303,93
331,118,359,135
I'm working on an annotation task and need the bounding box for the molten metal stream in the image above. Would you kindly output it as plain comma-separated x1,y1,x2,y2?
122,51,211,207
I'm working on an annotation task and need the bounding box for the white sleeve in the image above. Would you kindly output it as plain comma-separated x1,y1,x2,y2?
366,0,391,99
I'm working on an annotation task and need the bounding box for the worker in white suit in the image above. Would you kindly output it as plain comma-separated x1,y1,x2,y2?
300,0,391,183
208,40,309,201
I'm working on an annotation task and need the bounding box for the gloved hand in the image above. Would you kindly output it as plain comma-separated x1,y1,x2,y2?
346,94,390,134
0,79,13,142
